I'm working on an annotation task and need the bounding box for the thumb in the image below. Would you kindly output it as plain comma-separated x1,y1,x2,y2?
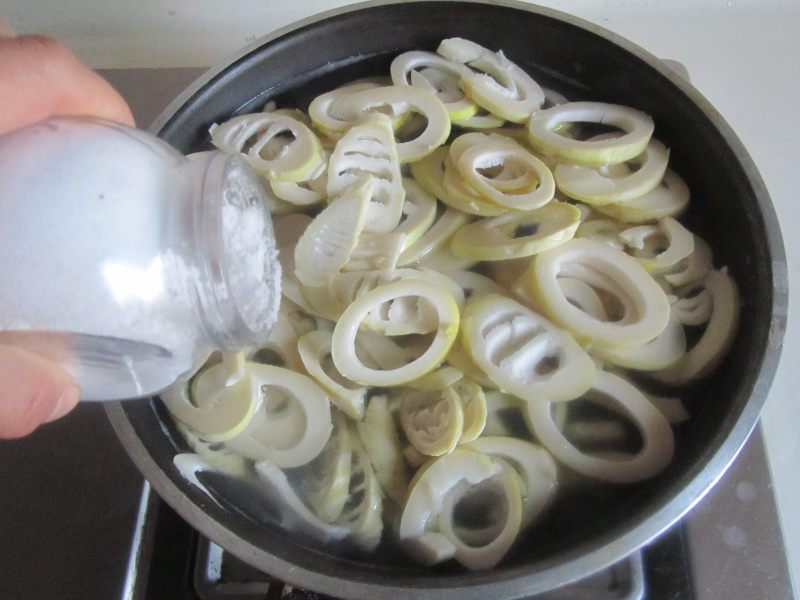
0,345,80,438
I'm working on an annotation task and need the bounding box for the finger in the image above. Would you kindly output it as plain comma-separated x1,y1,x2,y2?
0,34,134,134
0,345,81,439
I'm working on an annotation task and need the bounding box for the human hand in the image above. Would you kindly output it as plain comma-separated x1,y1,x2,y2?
0,19,134,437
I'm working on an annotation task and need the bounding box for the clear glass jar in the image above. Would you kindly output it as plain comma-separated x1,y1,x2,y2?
0,117,281,400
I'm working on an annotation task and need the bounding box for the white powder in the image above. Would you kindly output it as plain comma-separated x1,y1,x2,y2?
221,161,282,341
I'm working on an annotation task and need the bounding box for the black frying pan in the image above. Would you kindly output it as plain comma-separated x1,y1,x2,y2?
106,1,787,597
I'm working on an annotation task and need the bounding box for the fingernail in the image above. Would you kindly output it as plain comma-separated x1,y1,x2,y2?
45,384,81,423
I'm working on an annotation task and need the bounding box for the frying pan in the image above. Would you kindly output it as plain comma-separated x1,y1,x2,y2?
106,1,787,597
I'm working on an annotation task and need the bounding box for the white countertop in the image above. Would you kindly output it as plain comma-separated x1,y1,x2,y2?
4,0,799,593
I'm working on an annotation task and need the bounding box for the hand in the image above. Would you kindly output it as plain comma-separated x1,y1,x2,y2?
0,19,133,134
0,19,134,437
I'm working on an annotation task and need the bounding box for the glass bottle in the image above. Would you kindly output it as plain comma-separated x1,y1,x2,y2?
0,117,281,401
